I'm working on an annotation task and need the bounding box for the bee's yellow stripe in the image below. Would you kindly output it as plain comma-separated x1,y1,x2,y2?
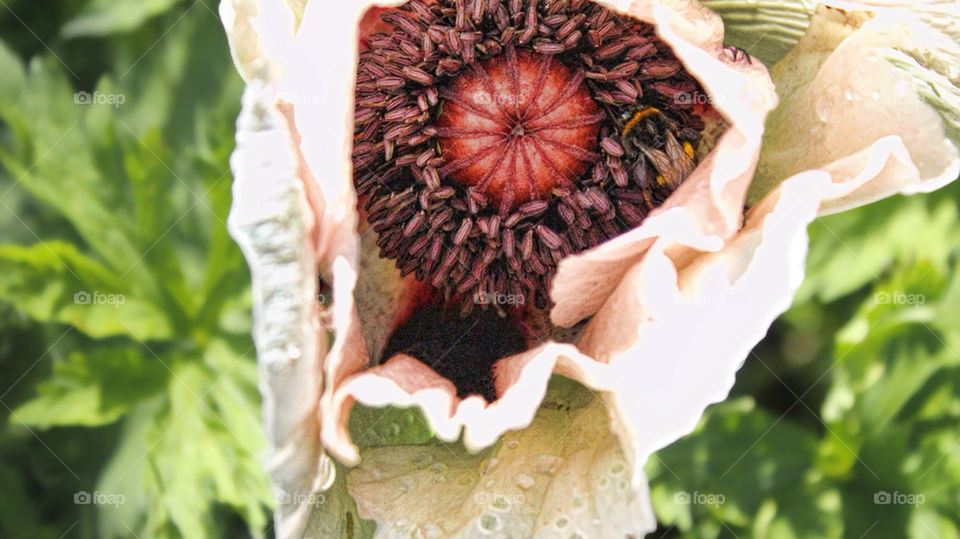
623,107,661,137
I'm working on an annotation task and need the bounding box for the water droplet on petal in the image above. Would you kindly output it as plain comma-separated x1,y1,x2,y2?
430,462,447,474
507,440,520,449
423,523,443,538
814,92,832,122
609,461,625,475
554,516,570,530
478,513,502,534
514,473,535,490
480,458,499,475
531,454,564,475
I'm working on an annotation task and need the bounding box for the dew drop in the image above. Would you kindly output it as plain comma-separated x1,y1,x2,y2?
554,516,570,530
814,92,832,122
507,440,520,449
571,495,585,510
479,513,502,534
484,479,495,489
569,532,587,539
843,86,857,101
598,477,608,489
389,423,401,436
609,461,625,475
423,523,443,538
514,473,535,490
531,454,564,475
398,476,417,495
457,474,474,487
480,458,499,475
618,479,629,492
430,462,447,475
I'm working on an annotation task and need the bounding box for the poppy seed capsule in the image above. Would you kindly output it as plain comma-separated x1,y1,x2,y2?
353,0,711,314
436,47,603,213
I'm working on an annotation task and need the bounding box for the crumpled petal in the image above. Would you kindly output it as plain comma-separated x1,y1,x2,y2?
225,79,332,538
751,3,960,207
346,378,655,537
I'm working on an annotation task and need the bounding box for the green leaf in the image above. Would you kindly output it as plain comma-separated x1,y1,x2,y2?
61,0,182,39
96,340,270,538
11,340,169,428
649,398,843,538
0,242,173,339
797,195,959,305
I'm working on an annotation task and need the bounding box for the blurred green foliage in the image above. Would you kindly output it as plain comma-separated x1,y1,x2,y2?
0,1,271,537
1,1,959,538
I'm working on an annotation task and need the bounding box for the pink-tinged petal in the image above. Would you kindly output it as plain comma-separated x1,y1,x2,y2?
226,80,331,538
550,0,778,327
346,377,656,536
601,135,936,470
752,4,960,207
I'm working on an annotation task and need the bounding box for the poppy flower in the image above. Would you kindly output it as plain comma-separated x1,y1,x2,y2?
219,0,959,536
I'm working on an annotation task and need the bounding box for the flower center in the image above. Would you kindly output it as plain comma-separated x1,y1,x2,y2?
434,47,603,213
380,305,526,402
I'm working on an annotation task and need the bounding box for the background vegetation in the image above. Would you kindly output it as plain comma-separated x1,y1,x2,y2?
0,1,957,537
